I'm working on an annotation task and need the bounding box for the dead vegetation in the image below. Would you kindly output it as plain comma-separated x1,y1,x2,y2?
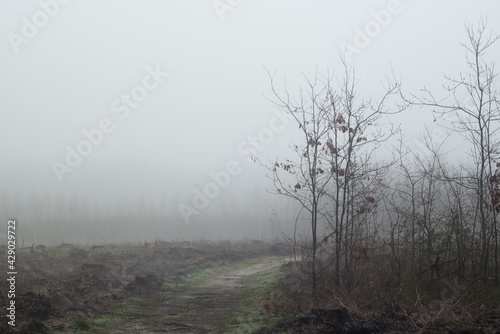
250,21,500,334
258,251,500,334
0,240,285,333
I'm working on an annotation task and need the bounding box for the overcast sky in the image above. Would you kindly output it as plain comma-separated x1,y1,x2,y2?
1,1,500,216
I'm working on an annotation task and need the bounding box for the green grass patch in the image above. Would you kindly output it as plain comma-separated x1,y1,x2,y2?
65,297,146,332
223,266,284,333
114,297,149,315
66,314,125,333
68,317,91,330
92,314,123,328
126,297,146,303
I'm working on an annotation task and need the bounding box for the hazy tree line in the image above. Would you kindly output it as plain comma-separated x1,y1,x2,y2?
267,21,500,297
0,186,296,246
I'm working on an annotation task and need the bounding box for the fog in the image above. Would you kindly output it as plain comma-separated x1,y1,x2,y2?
1,1,500,245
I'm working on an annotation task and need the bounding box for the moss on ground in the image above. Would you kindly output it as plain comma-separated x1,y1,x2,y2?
64,297,147,332
223,266,285,333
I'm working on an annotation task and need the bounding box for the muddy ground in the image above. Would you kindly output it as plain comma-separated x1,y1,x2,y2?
109,259,286,333
0,240,286,333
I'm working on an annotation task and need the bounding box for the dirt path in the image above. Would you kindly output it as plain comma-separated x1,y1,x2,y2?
109,258,288,334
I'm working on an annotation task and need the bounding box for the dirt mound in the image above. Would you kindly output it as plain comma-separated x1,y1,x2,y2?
22,319,51,334
96,251,114,263
126,274,162,294
69,248,88,259
168,246,206,259
18,292,52,321
64,263,123,296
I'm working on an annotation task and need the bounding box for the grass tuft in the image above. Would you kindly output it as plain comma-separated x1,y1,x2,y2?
223,266,284,333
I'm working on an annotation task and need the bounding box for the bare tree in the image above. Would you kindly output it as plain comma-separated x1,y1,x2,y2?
321,64,404,286
265,70,334,299
264,62,406,294
406,20,500,283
